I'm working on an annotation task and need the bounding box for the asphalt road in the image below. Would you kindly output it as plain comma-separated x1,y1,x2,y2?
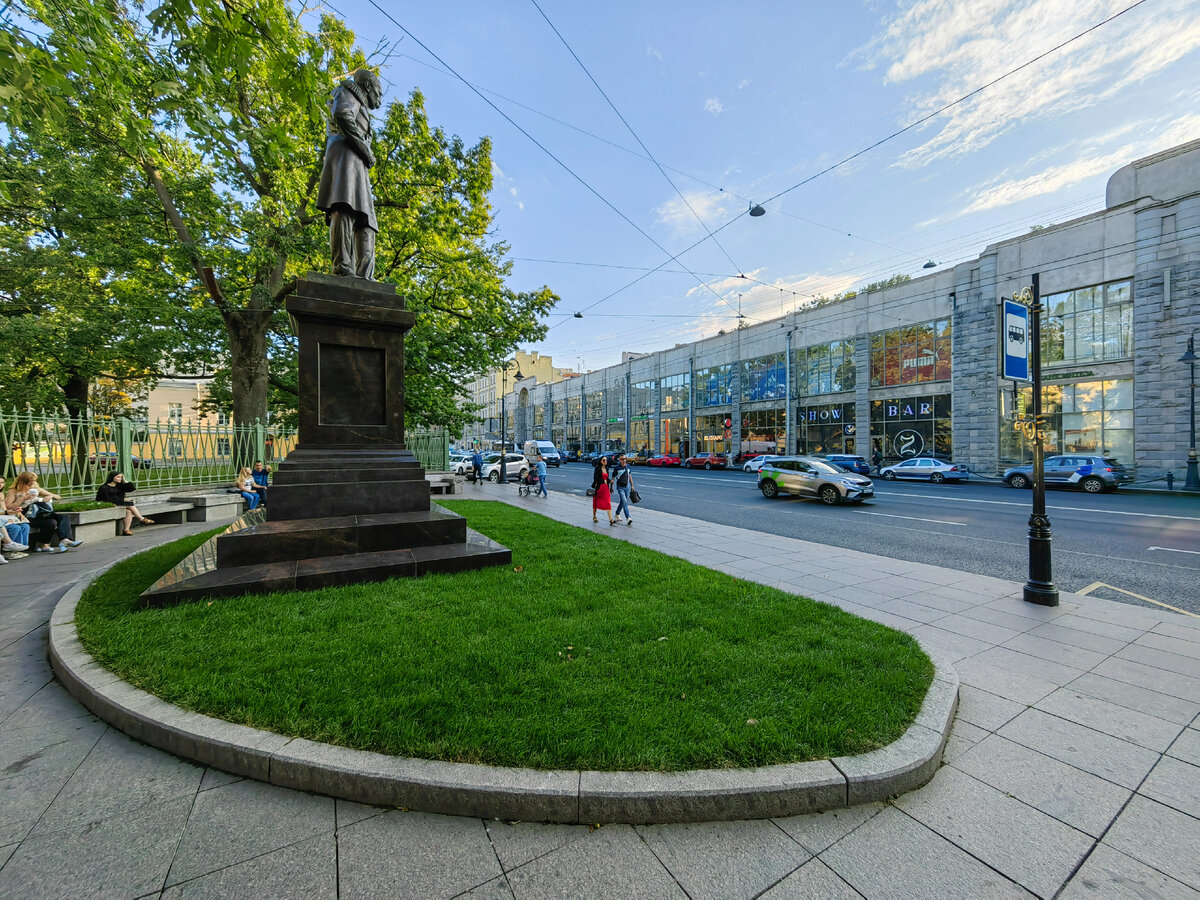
533,461,1200,617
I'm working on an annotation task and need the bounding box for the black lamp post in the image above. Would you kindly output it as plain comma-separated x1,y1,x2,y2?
1023,273,1058,606
498,364,523,483
1182,335,1199,491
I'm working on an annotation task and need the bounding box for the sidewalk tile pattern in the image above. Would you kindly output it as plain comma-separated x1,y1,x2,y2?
0,486,1197,897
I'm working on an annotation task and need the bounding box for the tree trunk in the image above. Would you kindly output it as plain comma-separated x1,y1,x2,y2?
223,308,273,466
63,371,92,484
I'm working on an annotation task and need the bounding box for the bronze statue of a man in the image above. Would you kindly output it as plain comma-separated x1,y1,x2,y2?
317,69,383,280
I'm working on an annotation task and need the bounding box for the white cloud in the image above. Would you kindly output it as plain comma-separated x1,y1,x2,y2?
958,112,1200,214
653,191,738,235
704,97,724,115
647,45,663,64
855,0,1200,169
738,78,752,90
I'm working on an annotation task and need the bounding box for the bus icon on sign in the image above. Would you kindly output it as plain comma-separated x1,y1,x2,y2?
1002,299,1031,381
1008,321,1025,345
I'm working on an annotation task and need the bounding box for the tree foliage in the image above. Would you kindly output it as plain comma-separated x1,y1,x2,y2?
1,0,556,433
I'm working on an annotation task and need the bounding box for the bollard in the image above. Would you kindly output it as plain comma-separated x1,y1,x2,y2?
1166,472,1174,491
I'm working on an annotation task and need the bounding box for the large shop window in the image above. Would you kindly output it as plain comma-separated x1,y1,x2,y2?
694,413,729,453
585,391,603,421
567,396,581,423
741,353,787,402
796,402,856,455
1001,379,1133,465
552,398,564,424
870,320,951,387
661,417,688,455
584,424,603,454
870,395,952,459
696,365,733,407
607,388,626,417
1042,280,1132,365
631,418,652,453
799,340,856,396
741,407,786,455
534,405,544,427
631,380,656,418
661,373,689,411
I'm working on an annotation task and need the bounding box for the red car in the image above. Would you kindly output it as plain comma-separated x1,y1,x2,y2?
646,453,682,467
684,452,728,470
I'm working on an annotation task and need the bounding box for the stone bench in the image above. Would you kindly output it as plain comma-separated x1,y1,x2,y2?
62,493,248,543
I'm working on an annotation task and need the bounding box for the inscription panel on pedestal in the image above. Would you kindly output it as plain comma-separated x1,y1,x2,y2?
319,343,386,425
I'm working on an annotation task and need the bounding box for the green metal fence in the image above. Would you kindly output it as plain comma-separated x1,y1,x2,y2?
1,409,451,498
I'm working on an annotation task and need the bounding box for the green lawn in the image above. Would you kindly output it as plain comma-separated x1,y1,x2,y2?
75,501,933,772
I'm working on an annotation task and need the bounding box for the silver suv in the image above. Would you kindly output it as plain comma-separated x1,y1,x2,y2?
1003,455,1133,493
758,456,875,505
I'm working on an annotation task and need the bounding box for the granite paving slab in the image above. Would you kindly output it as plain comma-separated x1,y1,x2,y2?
759,858,864,899
336,810,503,900
1033,686,1184,751
635,818,812,900
1060,844,1200,899
504,824,687,900
160,831,337,899
818,807,1032,898
1064,671,1200,725
1167,726,1200,766
483,820,592,872
165,778,335,887
771,803,885,855
1102,795,1200,889
894,765,1093,897
1138,755,1200,817
952,734,1132,837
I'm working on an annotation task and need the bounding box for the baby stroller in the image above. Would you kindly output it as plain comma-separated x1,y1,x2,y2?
518,468,539,497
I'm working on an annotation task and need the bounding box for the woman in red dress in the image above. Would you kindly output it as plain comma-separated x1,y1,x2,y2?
591,457,614,525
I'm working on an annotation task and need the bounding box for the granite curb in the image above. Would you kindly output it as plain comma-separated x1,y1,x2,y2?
48,571,958,824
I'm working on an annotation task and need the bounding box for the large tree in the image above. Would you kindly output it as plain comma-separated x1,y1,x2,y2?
2,0,556,431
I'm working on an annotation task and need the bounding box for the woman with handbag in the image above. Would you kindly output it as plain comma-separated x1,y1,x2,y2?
96,471,154,536
590,456,614,525
5,472,82,552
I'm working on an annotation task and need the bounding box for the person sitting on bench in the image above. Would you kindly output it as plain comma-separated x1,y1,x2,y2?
96,471,154,536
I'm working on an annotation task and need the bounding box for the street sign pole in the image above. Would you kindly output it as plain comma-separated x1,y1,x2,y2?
1023,272,1059,606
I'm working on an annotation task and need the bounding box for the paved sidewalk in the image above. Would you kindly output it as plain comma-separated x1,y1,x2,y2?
1,493,1198,898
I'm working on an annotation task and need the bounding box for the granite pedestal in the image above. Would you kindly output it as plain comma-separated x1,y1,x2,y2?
141,274,510,607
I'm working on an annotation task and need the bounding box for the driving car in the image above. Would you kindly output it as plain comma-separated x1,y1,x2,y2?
646,453,682,467
480,452,529,483
1003,455,1133,492
879,457,969,483
563,449,580,462
742,454,779,472
758,456,874,504
758,458,873,508
824,454,871,476
684,452,728,470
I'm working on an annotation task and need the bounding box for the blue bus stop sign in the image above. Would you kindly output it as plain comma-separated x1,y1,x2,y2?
1003,299,1030,381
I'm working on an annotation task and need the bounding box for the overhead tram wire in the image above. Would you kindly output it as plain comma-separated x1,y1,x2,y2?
362,0,746,321
530,0,747,278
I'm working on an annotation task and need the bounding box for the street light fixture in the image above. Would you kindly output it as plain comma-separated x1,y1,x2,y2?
1181,334,1199,491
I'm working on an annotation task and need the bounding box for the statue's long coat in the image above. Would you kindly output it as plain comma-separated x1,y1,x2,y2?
316,80,378,232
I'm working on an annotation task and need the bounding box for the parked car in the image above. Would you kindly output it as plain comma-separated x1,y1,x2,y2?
629,451,653,465
758,456,875,505
684,452,728,470
562,449,580,462
824,454,871,476
481,452,529,483
879,457,969,483
1003,455,1133,493
646,453,682,467
89,452,153,469
588,451,622,469
742,454,780,473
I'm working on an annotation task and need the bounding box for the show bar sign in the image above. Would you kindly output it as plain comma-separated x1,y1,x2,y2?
1002,298,1030,381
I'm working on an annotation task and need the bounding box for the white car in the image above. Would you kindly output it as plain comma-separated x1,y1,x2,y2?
879,457,969,483
743,454,780,472
481,452,529,483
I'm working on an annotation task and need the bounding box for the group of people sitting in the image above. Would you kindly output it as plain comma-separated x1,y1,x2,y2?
1,460,274,566
2,471,84,562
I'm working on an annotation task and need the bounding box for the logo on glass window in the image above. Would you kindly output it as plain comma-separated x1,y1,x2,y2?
893,429,924,458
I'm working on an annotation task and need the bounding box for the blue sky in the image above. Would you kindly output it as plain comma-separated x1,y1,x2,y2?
328,0,1200,372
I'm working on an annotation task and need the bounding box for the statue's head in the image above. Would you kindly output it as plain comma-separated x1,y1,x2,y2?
352,69,383,110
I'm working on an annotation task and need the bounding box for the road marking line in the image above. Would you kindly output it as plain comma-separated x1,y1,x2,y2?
872,493,1200,522
1077,581,1199,618
1147,546,1200,555
855,511,966,527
